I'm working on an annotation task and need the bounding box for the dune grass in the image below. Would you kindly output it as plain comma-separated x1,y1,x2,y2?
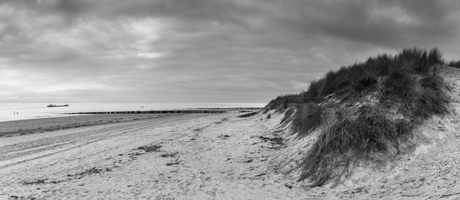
280,107,295,126
263,94,303,113
447,60,460,68
292,103,324,138
265,48,450,186
138,144,162,152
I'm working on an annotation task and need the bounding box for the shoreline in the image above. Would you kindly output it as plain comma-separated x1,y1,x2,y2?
0,107,261,137
0,107,262,123
0,103,265,123
0,113,184,137
0,114,76,124
0,111,297,199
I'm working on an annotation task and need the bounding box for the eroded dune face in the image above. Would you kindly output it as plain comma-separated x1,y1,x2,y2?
270,66,460,199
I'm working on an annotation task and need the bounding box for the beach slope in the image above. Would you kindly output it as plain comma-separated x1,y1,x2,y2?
0,113,304,199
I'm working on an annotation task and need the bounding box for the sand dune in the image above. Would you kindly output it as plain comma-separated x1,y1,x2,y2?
268,66,460,199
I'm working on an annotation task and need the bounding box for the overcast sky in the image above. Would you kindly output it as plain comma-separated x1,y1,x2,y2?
1,0,460,103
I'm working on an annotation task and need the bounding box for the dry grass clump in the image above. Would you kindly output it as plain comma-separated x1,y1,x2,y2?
382,71,415,99
298,105,413,186
265,48,450,186
138,144,162,152
263,94,302,113
292,103,324,138
447,60,460,69
280,107,296,126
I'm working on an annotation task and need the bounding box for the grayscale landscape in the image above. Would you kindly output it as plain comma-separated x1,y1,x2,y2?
1,1,460,199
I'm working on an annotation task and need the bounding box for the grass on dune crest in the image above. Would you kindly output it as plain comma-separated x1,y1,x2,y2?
264,48,450,186
447,60,460,68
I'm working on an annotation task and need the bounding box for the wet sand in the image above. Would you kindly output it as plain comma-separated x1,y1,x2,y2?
0,114,172,137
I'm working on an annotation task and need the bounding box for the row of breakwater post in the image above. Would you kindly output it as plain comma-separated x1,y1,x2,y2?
65,107,263,115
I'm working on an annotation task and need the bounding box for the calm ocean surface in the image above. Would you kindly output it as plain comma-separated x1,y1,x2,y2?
0,103,266,122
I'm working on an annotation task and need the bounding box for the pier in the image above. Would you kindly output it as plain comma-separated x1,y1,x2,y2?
65,107,262,115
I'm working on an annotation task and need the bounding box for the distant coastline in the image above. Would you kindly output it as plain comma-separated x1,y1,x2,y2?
0,103,266,122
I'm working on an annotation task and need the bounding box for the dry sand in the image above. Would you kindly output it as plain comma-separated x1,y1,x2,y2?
0,112,303,200
1,68,460,200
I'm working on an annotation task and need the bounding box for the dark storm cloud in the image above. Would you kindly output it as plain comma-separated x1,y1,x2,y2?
269,0,460,48
1,0,460,103
385,0,450,20
6,0,459,48
5,0,262,27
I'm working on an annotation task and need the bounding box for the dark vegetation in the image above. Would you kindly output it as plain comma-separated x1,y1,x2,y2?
264,48,450,186
160,152,178,158
257,135,285,149
447,60,460,69
137,144,162,152
238,111,259,118
280,107,295,126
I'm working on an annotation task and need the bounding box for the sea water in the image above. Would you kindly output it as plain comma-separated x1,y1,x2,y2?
0,103,266,122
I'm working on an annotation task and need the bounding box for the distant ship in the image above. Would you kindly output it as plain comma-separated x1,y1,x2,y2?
47,104,69,107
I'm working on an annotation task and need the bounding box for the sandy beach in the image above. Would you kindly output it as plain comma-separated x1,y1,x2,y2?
0,112,303,199
2,67,460,200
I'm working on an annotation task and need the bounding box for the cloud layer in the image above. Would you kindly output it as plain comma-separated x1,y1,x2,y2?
1,0,460,103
